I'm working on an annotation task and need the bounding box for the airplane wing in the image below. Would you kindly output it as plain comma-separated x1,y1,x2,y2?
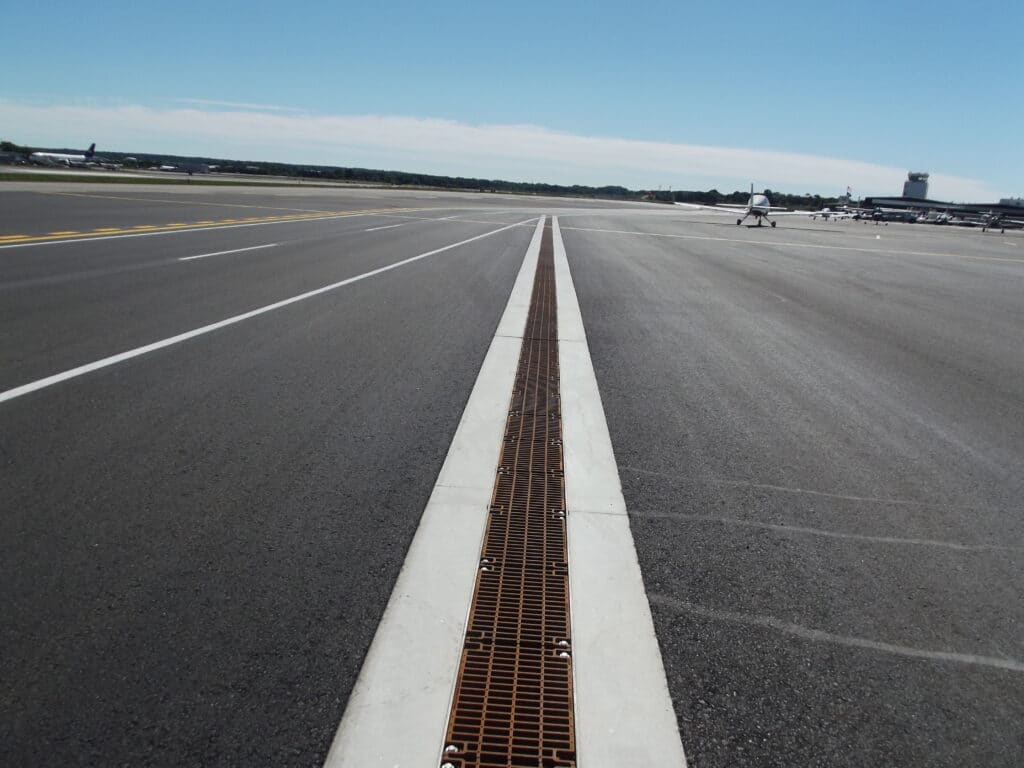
674,202,746,212
674,203,838,216
772,209,854,218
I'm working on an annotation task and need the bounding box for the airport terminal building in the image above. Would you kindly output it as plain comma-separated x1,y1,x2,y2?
864,171,1022,218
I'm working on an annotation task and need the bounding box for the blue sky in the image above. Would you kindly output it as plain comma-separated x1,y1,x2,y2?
3,0,1021,200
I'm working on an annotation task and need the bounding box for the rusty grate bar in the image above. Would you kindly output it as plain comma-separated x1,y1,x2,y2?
440,222,575,768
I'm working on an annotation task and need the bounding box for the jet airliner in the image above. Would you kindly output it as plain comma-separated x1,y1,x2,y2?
29,143,97,167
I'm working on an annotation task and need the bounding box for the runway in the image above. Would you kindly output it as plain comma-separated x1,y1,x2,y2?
2,184,1022,767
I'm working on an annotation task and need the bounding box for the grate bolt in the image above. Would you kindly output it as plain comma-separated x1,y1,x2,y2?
444,744,459,753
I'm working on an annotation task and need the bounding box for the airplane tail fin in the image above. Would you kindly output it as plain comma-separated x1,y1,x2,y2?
86,143,96,158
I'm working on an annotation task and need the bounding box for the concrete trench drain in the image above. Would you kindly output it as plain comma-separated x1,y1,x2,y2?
440,221,576,768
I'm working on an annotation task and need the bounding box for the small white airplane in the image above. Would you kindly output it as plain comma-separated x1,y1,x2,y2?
981,212,1024,233
29,143,97,167
676,184,847,227
810,207,853,221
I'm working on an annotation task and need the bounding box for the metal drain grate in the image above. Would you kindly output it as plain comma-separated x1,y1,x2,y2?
441,221,576,768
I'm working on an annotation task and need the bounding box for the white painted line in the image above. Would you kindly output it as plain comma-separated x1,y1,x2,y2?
0,218,537,405
492,221,543,339
178,243,279,261
363,223,408,232
322,217,546,768
0,211,420,250
553,216,688,767
559,224,1024,264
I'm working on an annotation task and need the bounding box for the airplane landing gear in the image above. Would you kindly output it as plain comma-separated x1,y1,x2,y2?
770,220,777,228
736,218,742,225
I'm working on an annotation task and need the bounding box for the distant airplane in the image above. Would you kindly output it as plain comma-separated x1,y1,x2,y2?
810,207,853,221
675,184,842,227
29,143,96,167
981,212,1024,233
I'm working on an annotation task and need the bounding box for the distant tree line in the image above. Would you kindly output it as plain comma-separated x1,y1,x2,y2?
3,139,841,207
664,188,841,209
1,140,33,154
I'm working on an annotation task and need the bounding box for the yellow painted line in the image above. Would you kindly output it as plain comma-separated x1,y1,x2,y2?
0,208,431,246
41,190,340,214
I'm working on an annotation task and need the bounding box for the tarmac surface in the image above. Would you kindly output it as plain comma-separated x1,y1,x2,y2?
2,183,1022,766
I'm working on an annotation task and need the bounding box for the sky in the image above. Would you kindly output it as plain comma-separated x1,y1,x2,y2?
2,0,1021,201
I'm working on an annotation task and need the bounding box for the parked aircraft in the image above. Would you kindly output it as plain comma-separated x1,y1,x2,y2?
981,212,1024,233
29,143,97,167
810,207,853,221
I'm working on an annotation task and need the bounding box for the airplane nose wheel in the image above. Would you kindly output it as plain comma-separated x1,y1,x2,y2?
770,220,777,228
736,219,742,226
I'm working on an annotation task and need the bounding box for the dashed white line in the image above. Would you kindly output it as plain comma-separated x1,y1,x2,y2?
364,223,408,232
178,243,279,261
0,218,536,405
0,212,421,250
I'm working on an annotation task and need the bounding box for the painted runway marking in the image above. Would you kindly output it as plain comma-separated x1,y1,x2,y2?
0,208,424,249
0,218,537,405
363,223,408,232
178,243,279,261
649,594,1024,674
327,216,688,768
323,218,547,768
42,190,338,213
552,217,688,767
632,511,1017,552
382,213,541,227
560,225,1024,264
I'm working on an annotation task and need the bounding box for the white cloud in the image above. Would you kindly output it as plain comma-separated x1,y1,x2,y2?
175,98,303,113
0,100,1003,201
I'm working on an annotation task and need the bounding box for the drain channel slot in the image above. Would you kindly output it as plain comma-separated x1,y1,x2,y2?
440,221,576,768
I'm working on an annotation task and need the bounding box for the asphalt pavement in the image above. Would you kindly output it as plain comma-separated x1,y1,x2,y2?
2,185,1022,766
562,212,1024,767
1,186,549,765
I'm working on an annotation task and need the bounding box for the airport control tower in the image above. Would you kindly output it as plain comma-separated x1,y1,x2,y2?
903,172,929,198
